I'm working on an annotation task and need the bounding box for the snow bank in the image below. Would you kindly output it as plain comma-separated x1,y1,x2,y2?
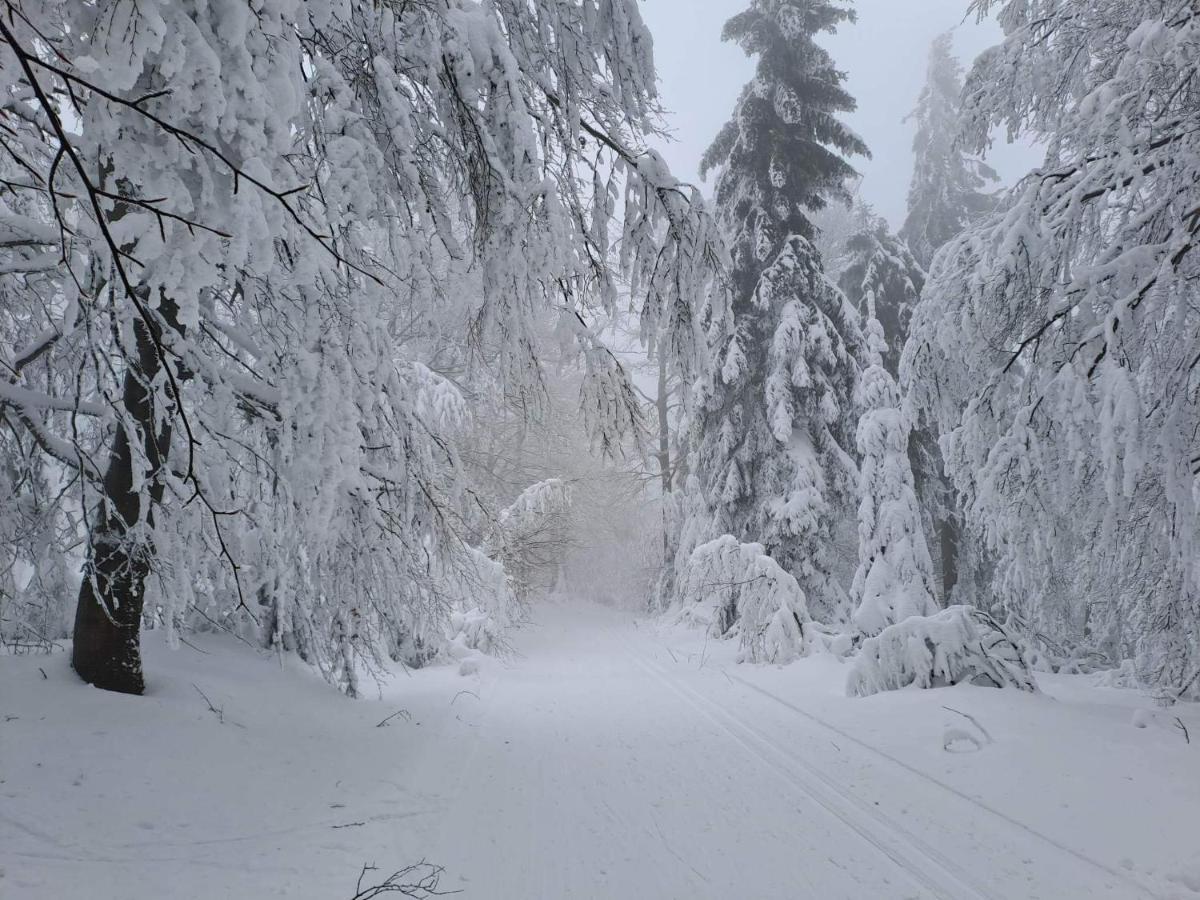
847,605,1037,697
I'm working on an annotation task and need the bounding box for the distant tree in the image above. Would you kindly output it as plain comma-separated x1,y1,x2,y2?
689,0,868,620
899,32,997,269
895,33,1000,606
838,220,924,377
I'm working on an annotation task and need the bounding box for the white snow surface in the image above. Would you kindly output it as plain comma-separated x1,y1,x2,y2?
2,601,1199,899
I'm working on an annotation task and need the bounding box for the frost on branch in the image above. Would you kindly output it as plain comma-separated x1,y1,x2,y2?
677,535,810,665
847,606,1037,698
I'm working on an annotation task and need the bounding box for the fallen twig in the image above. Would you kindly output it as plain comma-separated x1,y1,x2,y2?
1175,716,1191,745
942,705,993,743
376,709,412,728
351,861,458,899
192,684,225,724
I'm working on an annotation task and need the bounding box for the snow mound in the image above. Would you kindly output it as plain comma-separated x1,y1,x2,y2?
847,605,1037,698
676,535,811,664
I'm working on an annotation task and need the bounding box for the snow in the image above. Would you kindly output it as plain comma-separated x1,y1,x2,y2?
4,601,1199,900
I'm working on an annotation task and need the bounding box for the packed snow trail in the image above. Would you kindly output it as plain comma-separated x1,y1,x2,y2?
410,602,1160,900
4,600,1193,899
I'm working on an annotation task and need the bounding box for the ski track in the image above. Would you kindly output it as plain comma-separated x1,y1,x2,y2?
410,603,1172,900
626,650,992,900
630,625,1165,900
721,670,1161,898
5,602,1183,900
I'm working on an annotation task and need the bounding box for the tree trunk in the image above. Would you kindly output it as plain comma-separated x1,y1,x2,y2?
656,351,672,496
72,310,174,695
940,511,960,602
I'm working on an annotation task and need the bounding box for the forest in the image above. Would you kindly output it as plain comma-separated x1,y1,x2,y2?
1,1,1198,898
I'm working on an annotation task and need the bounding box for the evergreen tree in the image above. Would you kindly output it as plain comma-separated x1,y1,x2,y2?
838,218,924,377
837,217,963,604
691,0,868,620
850,320,937,637
899,32,997,269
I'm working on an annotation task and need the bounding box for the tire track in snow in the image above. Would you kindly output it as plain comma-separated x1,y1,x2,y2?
627,651,997,900
722,671,1163,900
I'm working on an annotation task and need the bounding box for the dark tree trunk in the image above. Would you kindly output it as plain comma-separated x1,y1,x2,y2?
72,309,175,695
939,510,960,603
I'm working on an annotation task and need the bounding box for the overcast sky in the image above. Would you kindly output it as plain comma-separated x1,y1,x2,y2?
639,0,1041,227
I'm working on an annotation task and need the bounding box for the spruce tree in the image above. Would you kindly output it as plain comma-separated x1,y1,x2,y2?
692,0,868,620
838,218,924,378
899,32,997,269
850,320,938,637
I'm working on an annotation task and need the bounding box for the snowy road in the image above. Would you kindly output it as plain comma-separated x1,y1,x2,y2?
3,601,1191,900
409,603,1160,900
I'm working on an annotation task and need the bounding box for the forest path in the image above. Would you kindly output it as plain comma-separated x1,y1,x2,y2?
2,601,1187,900
413,600,1155,900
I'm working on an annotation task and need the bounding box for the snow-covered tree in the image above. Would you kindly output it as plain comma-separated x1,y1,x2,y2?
838,220,925,377
688,0,868,620
850,321,937,637
486,479,574,605
676,535,811,664
810,181,873,281
0,0,720,694
899,32,998,269
905,0,1200,697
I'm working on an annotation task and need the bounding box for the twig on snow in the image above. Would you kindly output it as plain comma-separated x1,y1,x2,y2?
376,709,412,728
942,705,993,743
351,862,458,899
192,683,225,724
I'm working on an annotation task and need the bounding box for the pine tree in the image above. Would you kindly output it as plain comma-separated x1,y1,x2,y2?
836,216,965,604
899,32,997,269
850,320,937,637
691,0,868,620
837,218,924,377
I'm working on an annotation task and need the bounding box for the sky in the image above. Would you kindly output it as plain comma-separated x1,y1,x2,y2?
639,0,1042,228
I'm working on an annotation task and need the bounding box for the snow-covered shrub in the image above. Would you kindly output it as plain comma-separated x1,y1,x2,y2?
486,480,574,604
847,606,1037,698
441,548,519,660
677,536,811,664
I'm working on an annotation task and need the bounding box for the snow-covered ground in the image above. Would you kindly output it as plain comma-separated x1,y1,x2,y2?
2,601,1198,900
